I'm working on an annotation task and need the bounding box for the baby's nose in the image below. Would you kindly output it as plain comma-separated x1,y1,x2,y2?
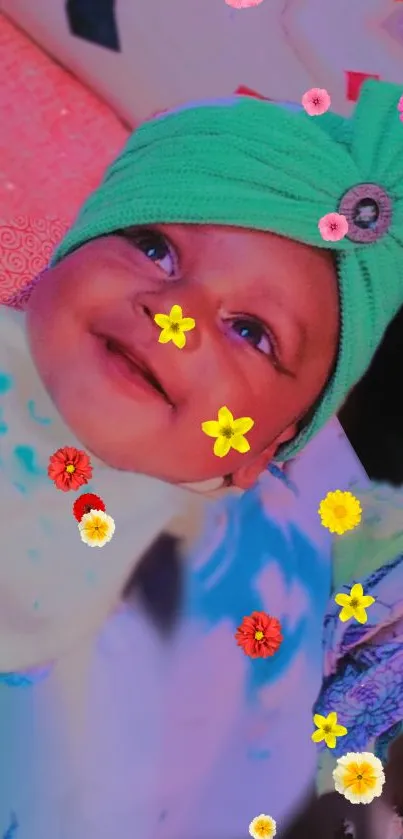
136,302,165,345
140,302,156,325
136,289,212,351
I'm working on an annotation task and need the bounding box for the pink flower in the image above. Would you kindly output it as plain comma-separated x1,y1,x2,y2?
302,88,331,116
398,95,403,112
225,0,264,7
318,212,349,242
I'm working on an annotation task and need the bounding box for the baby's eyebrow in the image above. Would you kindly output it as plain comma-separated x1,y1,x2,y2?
163,223,210,239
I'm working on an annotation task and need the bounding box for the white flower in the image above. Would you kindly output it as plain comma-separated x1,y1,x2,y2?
249,813,277,838
333,751,385,804
78,509,115,547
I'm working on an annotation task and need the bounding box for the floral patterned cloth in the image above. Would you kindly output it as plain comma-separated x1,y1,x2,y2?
0,217,68,307
314,482,403,792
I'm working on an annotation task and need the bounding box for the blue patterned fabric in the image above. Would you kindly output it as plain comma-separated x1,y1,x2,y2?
314,548,403,762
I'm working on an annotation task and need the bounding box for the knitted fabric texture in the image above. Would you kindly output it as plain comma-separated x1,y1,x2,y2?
51,81,403,461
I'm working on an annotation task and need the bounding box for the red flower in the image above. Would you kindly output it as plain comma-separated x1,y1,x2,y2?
235,611,283,659
48,446,92,491
73,493,106,522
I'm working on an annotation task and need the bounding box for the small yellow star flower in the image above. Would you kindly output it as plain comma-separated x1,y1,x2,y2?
334,582,375,624
312,711,348,749
318,489,362,535
201,406,254,458
154,304,195,349
333,751,385,804
249,813,277,838
78,509,115,547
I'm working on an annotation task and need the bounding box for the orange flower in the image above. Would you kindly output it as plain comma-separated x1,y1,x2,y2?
48,446,92,491
235,611,283,659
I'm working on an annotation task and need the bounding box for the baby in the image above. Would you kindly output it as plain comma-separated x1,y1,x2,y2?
1,79,403,839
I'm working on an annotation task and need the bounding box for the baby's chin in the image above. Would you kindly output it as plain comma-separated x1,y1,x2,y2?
50,401,168,479
56,417,222,488
49,381,227,484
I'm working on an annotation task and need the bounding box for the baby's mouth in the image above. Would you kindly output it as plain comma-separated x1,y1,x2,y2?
100,335,173,406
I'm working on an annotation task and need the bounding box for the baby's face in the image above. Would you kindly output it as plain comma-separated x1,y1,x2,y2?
26,225,339,487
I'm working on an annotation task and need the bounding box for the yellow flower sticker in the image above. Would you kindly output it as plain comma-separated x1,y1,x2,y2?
154,304,195,349
249,813,277,838
201,406,254,457
78,509,115,547
334,582,375,624
318,490,362,535
333,751,385,804
311,711,347,749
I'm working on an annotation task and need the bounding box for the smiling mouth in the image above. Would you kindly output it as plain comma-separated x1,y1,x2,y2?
101,336,173,405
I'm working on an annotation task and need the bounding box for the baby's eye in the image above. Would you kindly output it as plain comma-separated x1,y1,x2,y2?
229,317,275,357
122,228,178,277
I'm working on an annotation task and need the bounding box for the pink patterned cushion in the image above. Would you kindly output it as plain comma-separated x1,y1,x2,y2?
0,15,129,303
0,216,69,306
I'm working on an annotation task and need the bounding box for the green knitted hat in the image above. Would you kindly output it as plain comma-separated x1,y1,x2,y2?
52,80,403,461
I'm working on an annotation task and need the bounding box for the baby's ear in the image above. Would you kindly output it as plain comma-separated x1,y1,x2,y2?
232,424,297,490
